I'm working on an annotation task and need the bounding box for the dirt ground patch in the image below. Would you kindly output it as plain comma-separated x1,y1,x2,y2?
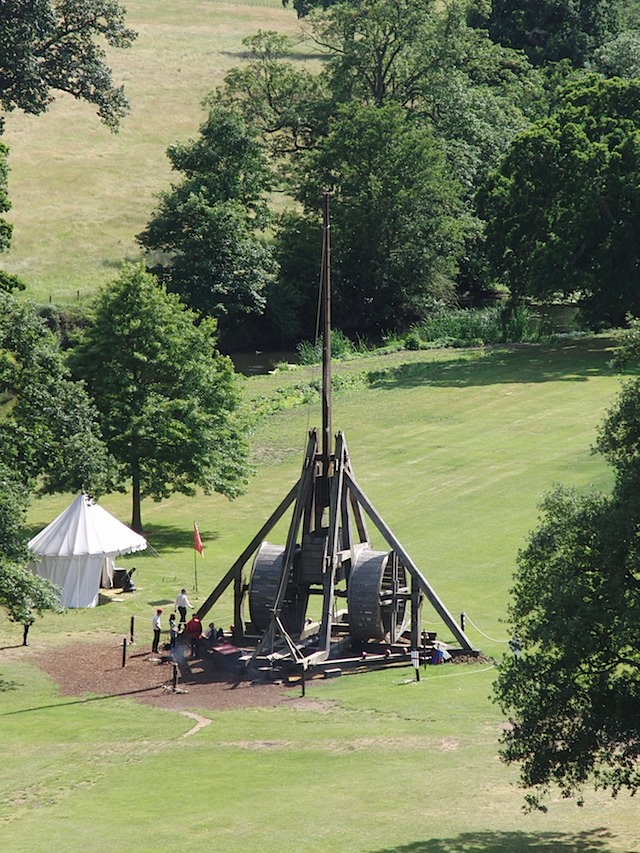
33,638,294,712
25,639,493,714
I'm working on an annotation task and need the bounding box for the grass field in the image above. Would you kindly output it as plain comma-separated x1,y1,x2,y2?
2,2,639,847
1,0,302,303
3,338,639,851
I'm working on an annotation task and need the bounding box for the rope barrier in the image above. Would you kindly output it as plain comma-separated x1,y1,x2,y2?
462,613,511,644
395,663,496,686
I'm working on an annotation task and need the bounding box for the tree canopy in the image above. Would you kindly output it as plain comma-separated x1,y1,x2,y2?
0,292,111,495
69,264,250,531
471,0,620,66
211,2,539,341
285,101,465,335
479,75,640,327
0,295,105,626
0,0,136,130
0,465,62,625
494,330,640,807
137,104,278,349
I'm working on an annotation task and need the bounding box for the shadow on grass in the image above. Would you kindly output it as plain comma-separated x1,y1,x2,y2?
0,675,20,692
371,828,621,852
0,683,164,715
143,523,219,554
367,339,623,392
221,49,328,62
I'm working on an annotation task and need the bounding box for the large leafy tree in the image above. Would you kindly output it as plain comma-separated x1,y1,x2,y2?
221,31,329,164
0,294,108,626
69,264,250,532
220,2,537,336
0,0,136,128
495,328,640,809
137,104,278,349
289,101,465,335
494,475,640,809
0,292,111,495
0,465,61,626
479,75,640,327
472,0,620,67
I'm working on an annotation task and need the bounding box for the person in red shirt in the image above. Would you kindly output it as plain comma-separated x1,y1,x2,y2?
185,614,202,658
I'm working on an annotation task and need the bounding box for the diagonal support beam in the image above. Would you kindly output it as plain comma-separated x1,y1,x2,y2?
343,470,476,652
196,480,300,622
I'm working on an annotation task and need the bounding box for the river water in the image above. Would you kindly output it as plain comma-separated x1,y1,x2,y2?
229,350,299,376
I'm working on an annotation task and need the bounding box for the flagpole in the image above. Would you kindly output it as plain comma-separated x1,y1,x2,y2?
193,521,203,595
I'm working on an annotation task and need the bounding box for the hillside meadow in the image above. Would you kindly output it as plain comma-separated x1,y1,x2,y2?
1,0,304,303
2,338,640,851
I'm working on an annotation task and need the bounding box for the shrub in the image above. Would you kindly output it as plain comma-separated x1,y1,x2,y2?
409,305,549,348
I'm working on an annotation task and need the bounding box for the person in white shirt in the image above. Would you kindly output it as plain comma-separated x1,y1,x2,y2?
152,608,162,653
175,589,193,625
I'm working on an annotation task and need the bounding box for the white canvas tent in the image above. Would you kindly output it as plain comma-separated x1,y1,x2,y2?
28,494,147,608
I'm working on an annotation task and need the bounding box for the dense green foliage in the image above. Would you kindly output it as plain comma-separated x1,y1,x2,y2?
211,1,538,342
0,0,136,128
0,558,62,625
295,102,465,335
471,0,620,66
138,104,278,348
495,476,640,809
0,297,103,626
0,137,10,252
0,292,110,495
407,304,549,349
69,264,250,531
479,75,640,327
495,328,640,808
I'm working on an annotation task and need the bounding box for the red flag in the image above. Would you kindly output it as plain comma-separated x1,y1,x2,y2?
194,522,204,557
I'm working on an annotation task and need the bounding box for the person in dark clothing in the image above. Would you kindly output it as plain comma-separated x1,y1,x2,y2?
169,612,178,649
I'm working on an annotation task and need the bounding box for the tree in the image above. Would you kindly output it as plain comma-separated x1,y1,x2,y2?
0,291,111,496
0,137,10,252
0,0,136,129
69,264,250,532
137,104,278,349
472,0,620,67
494,358,640,808
0,1,136,278
281,0,345,17
218,2,537,334
288,101,465,335
0,293,111,628
220,31,330,162
0,463,30,563
478,75,640,327
590,29,640,79
0,465,62,626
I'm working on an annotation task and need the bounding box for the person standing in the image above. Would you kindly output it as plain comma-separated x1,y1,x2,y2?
169,612,178,649
185,613,202,658
174,588,193,626
152,608,163,653
23,608,34,646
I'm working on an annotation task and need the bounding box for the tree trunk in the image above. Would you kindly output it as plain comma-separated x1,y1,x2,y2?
131,463,143,533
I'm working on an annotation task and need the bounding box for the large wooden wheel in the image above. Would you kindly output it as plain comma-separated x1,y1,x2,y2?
248,541,309,636
347,549,409,642
248,542,285,633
